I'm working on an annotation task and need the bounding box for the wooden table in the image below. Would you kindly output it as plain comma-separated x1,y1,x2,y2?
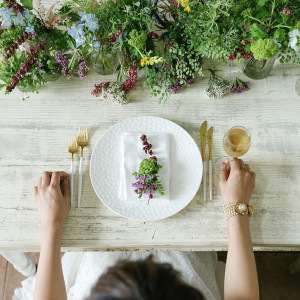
1,60,300,254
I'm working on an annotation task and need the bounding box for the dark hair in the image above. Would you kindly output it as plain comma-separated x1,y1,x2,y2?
85,255,204,300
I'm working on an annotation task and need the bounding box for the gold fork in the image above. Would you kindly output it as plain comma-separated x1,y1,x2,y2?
68,134,78,207
77,126,89,208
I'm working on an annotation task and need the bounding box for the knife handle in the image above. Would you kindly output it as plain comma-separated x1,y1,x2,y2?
209,160,212,201
203,161,206,202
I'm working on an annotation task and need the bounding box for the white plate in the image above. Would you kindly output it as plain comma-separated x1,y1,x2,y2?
90,116,202,221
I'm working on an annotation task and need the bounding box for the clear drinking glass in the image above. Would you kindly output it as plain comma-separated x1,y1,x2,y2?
223,126,251,158
214,126,251,173
212,126,251,200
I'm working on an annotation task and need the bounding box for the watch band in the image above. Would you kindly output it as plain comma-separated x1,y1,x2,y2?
224,202,254,221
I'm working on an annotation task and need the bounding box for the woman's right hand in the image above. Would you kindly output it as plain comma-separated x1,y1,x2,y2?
219,158,255,204
34,171,70,233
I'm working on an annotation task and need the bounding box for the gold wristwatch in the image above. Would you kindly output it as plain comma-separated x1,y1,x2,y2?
224,202,254,221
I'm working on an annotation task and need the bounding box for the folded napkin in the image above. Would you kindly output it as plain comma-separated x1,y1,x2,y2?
119,133,170,201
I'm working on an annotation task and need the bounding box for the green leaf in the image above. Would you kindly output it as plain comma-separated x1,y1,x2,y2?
244,44,251,52
254,7,269,19
274,28,286,42
257,0,267,6
20,0,33,9
250,23,267,39
282,14,288,25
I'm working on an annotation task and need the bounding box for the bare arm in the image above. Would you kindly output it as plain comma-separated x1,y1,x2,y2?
33,171,70,300
219,158,259,300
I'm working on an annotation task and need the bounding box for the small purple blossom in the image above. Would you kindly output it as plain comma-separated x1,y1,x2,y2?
132,176,157,197
166,78,194,94
35,60,42,69
51,51,89,80
283,7,291,16
233,78,251,94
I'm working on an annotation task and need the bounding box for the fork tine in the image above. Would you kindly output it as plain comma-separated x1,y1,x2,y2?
68,134,77,149
78,126,81,142
77,126,88,145
85,126,88,141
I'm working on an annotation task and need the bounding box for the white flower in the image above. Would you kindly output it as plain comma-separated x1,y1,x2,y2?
288,29,300,52
19,42,32,53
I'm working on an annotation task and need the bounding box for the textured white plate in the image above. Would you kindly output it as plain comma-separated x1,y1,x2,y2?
90,116,202,221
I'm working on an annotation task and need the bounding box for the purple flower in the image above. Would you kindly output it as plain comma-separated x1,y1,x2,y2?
283,7,291,16
233,78,251,94
35,61,42,69
166,77,194,94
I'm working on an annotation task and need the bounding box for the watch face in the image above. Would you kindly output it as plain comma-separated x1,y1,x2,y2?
237,203,248,214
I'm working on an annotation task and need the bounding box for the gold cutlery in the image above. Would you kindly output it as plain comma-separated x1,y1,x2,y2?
68,134,78,207
200,121,207,202
207,127,213,201
77,126,89,208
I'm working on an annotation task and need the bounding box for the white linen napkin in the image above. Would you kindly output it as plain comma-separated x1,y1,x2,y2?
119,133,170,201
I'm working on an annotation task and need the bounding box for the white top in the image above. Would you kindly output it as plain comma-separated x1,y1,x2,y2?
13,251,221,300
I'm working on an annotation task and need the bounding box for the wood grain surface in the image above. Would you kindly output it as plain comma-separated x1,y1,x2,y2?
0,24,300,252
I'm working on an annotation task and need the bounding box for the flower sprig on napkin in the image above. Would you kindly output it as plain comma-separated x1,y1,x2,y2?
132,134,165,204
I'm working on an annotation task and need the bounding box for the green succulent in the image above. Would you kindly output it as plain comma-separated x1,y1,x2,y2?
128,29,147,51
295,21,300,31
139,158,161,175
250,38,279,60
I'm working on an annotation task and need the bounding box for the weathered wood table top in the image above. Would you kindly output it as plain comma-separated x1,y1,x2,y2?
0,60,299,252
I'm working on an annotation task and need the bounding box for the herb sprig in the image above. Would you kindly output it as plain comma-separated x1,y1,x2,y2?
132,134,165,204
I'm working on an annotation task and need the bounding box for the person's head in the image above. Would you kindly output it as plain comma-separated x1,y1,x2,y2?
85,255,204,300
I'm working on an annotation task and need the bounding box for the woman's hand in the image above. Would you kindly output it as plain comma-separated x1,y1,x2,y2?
34,171,70,233
219,158,255,204
34,172,69,300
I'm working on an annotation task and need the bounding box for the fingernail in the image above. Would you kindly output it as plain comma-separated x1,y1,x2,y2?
220,162,225,169
64,176,69,183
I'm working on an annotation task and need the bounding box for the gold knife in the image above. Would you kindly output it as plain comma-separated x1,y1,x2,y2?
207,127,213,200
200,121,207,201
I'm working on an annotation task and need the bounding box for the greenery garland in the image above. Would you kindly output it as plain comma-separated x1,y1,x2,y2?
0,0,299,102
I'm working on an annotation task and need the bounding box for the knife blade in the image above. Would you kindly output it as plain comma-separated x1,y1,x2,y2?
207,127,213,200
200,121,207,161
200,121,207,201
